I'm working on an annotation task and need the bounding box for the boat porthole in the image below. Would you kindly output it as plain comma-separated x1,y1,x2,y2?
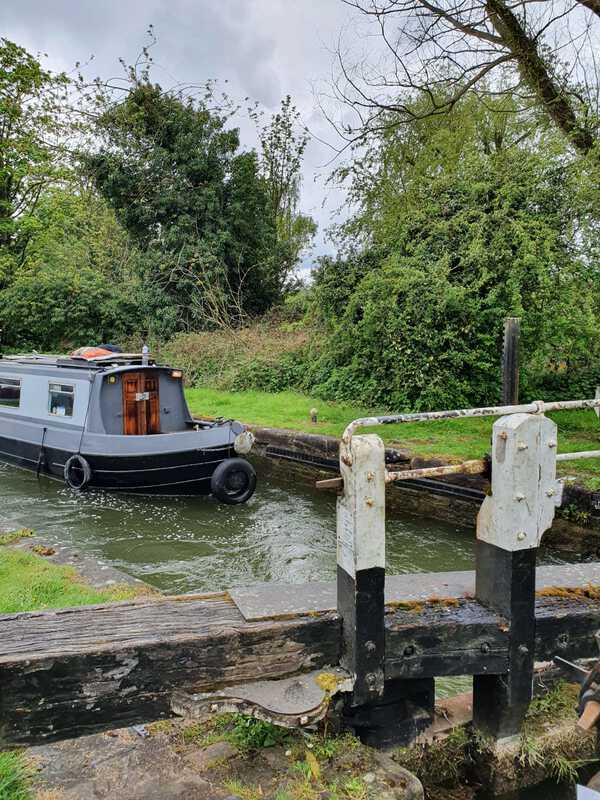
210,458,257,505
64,455,93,491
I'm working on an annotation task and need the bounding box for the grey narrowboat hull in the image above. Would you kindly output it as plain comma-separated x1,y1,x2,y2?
0,416,242,495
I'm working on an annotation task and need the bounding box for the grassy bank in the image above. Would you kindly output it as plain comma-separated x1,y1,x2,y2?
0,530,143,615
0,752,31,800
186,387,600,488
0,548,142,614
0,532,148,798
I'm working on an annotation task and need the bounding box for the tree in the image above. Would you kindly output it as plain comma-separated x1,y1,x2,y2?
309,95,600,409
253,96,317,283
0,187,143,349
85,78,279,330
334,0,600,154
0,39,69,261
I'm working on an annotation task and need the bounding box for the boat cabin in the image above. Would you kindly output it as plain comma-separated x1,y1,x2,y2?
0,354,191,437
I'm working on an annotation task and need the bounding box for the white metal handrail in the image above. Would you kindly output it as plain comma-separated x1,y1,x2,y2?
557,450,600,462
341,398,600,482
343,398,600,443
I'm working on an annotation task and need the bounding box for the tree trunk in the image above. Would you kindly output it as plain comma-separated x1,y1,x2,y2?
486,0,596,154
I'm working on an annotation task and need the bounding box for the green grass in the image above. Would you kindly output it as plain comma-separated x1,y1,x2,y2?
0,752,32,800
0,548,142,614
523,681,579,735
0,542,149,798
186,387,600,488
181,713,291,753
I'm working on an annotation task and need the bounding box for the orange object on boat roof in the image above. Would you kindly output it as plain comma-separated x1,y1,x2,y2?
70,347,114,360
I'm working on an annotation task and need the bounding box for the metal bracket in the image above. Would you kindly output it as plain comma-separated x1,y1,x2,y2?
477,413,562,551
171,668,353,729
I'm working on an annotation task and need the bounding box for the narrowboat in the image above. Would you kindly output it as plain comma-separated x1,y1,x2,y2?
0,351,256,503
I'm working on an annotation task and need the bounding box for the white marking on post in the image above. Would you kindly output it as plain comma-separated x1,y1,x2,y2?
337,435,386,577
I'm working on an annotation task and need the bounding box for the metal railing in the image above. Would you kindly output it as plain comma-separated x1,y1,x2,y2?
341,397,600,483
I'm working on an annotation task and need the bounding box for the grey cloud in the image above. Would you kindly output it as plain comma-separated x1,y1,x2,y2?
0,0,360,266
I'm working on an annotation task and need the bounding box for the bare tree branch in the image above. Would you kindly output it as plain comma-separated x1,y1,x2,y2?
486,0,594,152
576,0,600,19
330,0,599,154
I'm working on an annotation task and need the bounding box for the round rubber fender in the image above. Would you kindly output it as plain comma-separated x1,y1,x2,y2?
64,454,92,491
211,458,256,505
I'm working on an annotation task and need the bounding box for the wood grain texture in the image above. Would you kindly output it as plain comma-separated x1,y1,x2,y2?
0,596,340,745
385,599,509,679
3,593,600,746
385,595,600,680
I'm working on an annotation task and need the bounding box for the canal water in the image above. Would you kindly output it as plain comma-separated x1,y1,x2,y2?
0,457,571,593
0,458,483,593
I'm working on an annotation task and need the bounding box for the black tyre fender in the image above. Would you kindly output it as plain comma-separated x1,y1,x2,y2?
211,458,256,505
64,454,92,491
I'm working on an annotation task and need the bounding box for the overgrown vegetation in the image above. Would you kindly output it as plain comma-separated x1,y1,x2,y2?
170,713,371,800
2,29,600,413
180,714,292,753
394,726,473,793
515,682,596,785
159,96,600,413
391,683,597,797
306,95,600,410
0,36,314,350
154,308,310,389
523,682,580,734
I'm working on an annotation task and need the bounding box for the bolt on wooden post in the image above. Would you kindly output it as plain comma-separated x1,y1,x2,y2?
473,412,562,739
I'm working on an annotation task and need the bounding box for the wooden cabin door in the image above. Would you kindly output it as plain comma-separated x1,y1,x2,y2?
122,372,160,435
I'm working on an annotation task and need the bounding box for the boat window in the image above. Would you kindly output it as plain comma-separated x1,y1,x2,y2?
0,377,21,408
48,383,75,417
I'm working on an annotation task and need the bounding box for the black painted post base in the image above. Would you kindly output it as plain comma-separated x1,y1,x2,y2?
342,678,435,749
337,565,386,705
473,540,537,739
337,562,435,748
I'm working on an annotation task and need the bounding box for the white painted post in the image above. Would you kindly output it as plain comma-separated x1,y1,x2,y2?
337,434,386,705
477,413,562,552
474,412,562,738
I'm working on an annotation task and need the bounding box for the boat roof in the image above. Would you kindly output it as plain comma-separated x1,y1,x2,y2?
0,353,159,372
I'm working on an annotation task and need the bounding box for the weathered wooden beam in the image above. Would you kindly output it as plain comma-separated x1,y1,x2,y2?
2,591,600,747
501,316,521,404
0,595,340,746
385,597,509,679
385,594,600,682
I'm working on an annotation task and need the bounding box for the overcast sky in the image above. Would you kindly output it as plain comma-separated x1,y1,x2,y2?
0,0,373,271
